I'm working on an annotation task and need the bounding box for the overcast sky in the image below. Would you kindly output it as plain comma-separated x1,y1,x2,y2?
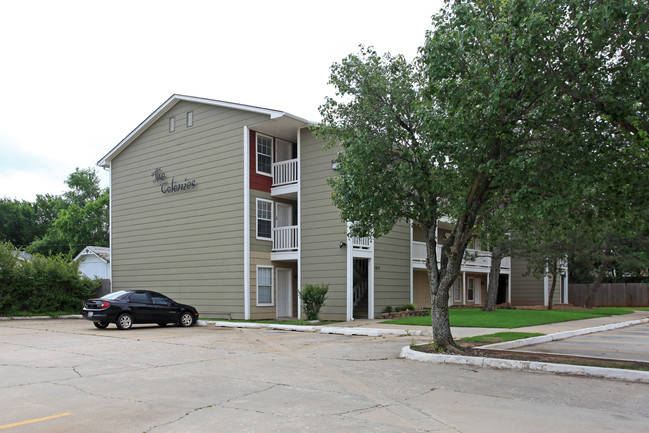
0,0,444,201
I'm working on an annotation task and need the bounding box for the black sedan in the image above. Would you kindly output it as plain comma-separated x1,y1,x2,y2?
82,290,199,330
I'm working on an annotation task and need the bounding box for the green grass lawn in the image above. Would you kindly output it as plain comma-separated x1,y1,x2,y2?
382,307,643,328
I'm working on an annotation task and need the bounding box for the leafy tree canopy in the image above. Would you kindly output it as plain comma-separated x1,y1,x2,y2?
317,0,649,348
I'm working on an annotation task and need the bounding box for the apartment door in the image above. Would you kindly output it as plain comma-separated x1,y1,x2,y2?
276,139,292,162
276,268,292,318
276,203,293,227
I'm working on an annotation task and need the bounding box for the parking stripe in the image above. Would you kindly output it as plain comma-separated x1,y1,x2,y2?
0,413,71,429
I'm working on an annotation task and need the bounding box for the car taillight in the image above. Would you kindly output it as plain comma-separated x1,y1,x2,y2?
99,301,111,309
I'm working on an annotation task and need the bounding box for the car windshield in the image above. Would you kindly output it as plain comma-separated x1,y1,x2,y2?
101,291,129,300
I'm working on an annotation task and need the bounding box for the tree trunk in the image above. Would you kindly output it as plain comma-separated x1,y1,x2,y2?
483,245,504,311
585,261,608,309
425,223,462,352
427,169,491,351
547,274,557,310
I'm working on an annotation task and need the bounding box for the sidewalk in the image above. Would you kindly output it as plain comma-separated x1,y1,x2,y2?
326,310,649,339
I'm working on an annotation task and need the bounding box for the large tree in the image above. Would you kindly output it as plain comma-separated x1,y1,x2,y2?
317,0,648,349
28,168,109,257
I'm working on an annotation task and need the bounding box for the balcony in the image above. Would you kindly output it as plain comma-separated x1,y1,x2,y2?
271,159,298,199
272,225,298,261
351,236,372,251
412,241,510,272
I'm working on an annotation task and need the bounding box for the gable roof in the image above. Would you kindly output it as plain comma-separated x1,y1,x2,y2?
97,94,315,167
74,246,111,263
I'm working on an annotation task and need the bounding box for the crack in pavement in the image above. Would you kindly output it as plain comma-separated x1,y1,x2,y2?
144,383,282,432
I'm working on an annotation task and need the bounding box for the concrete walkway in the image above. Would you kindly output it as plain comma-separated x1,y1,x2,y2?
325,310,649,339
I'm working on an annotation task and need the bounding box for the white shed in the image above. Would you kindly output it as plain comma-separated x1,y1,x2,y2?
74,246,110,280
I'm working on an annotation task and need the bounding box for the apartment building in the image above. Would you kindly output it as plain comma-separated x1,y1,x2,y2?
98,95,567,321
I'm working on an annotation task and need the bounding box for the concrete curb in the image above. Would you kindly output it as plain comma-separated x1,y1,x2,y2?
0,314,82,321
479,317,649,350
399,345,649,383
212,321,422,337
320,326,422,337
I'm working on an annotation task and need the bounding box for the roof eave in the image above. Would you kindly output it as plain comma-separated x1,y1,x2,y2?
97,94,312,168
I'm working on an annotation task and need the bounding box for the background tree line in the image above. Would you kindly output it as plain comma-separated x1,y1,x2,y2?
0,167,109,258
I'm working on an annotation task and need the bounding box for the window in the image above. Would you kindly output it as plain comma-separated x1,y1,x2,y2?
453,279,462,302
257,266,273,305
467,278,475,302
186,111,193,127
256,198,272,240
129,292,151,304
256,133,273,175
150,292,172,305
169,117,175,132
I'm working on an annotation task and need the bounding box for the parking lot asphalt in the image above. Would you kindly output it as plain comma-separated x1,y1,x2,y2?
512,322,649,362
1,318,649,433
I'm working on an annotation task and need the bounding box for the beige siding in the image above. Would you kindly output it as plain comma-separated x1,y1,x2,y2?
373,220,411,315
510,257,545,306
111,101,268,319
299,129,348,321
249,252,274,320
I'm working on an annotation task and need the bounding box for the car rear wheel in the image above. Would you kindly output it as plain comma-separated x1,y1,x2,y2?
179,311,194,327
116,313,133,330
94,321,109,329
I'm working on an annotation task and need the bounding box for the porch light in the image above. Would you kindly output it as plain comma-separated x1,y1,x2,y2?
332,159,340,170
339,241,346,249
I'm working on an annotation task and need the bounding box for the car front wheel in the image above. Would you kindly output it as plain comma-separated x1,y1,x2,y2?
116,313,133,330
94,321,109,329
179,312,194,327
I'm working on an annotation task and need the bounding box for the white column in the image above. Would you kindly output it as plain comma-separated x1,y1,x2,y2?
243,126,251,320
297,127,303,319
462,272,466,305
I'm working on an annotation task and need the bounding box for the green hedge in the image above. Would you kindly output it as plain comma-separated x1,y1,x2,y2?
0,242,99,315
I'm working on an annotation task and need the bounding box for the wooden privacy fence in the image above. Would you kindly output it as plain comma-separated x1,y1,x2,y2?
95,279,111,298
569,283,649,307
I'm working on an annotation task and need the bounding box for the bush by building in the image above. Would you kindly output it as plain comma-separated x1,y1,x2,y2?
0,242,99,315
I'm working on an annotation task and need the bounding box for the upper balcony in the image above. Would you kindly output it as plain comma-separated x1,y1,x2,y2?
412,241,510,272
271,158,298,200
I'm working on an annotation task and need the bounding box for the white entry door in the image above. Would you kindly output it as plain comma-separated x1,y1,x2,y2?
276,268,292,317
276,139,292,162
276,203,293,227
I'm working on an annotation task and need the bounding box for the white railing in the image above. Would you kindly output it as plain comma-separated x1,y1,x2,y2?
351,236,373,250
463,248,492,269
412,241,428,264
412,242,511,271
273,225,298,251
273,159,298,186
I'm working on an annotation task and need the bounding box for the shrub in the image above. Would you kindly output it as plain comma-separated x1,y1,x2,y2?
0,242,99,315
405,303,416,311
395,305,405,312
384,305,393,313
299,283,329,321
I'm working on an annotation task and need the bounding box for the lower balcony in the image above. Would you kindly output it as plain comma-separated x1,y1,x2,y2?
272,225,298,261
412,241,510,271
